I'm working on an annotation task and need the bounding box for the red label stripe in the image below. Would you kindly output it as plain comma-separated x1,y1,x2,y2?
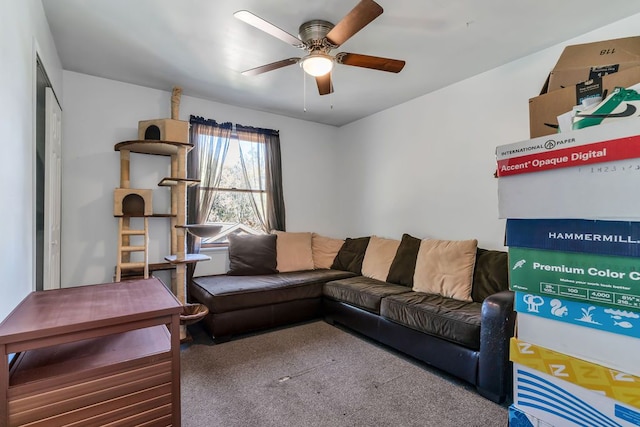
496,134,640,177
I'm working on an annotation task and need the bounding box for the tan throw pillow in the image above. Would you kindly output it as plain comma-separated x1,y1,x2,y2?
311,233,344,269
273,231,315,272
412,239,478,302
361,236,401,281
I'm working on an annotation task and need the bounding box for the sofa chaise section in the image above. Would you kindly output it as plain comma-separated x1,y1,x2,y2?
190,269,356,342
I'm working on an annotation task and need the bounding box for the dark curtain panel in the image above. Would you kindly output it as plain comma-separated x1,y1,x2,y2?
265,133,286,231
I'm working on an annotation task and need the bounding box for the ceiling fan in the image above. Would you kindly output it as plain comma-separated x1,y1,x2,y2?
234,0,406,95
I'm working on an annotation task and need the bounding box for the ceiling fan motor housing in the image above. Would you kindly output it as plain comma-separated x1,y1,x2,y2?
298,20,335,51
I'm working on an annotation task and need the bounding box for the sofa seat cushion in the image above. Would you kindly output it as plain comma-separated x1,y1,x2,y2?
191,269,357,313
323,276,412,314
380,292,482,350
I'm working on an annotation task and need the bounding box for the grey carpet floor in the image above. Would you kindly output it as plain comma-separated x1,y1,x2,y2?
180,320,508,427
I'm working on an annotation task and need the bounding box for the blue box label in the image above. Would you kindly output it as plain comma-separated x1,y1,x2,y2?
514,366,640,427
506,218,640,257
508,405,537,427
616,404,640,425
515,291,640,339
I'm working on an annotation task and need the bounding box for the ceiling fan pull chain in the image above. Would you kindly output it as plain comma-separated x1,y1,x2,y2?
303,69,307,112
330,72,334,110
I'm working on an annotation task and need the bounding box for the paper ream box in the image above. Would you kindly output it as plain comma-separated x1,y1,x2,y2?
505,218,640,258
513,363,640,427
509,404,553,427
509,247,640,310
495,118,640,177
516,313,640,376
510,338,640,409
514,291,640,340
497,117,640,162
497,157,640,219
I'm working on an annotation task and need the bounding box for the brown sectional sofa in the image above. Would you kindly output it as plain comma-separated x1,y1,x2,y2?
188,235,515,404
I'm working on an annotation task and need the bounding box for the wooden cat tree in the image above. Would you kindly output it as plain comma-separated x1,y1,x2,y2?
113,87,209,340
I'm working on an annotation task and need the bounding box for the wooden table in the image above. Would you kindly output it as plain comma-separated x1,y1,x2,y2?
0,278,182,426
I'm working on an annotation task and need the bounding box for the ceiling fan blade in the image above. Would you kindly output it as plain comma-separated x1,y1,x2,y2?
325,0,383,47
316,74,334,95
241,58,300,76
234,10,303,47
336,53,405,73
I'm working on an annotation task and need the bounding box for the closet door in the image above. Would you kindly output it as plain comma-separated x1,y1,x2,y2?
43,87,62,290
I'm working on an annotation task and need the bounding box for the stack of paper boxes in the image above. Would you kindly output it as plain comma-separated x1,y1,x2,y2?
496,119,640,427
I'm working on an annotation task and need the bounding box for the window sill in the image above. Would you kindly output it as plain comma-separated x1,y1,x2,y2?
200,245,229,253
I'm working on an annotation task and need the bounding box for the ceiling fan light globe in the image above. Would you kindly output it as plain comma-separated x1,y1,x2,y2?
301,55,334,77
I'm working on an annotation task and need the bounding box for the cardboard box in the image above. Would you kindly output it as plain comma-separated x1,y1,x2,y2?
517,313,640,376
514,291,640,339
548,36,640,93
496,115,640,177
511,338,640,409
509,247,640,310
508,404,553,427
505,218,640,257
497,157,640,219
530,66,640,138
513,363,640,427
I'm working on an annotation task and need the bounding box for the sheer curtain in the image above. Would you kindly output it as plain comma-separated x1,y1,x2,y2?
187,116,232,282
236,124,286,232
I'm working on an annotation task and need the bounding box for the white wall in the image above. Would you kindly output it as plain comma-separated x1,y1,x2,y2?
56,11,640,289
61,72,341,286
336,13,640,250
0,0,62,321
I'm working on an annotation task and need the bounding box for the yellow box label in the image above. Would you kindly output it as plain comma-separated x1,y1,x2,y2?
511,338,640,408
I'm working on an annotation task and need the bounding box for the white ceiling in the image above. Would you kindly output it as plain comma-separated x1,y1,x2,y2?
41,0,640,127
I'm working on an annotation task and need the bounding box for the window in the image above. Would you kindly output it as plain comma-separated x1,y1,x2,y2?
187,117,286,248
201,135,266,246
